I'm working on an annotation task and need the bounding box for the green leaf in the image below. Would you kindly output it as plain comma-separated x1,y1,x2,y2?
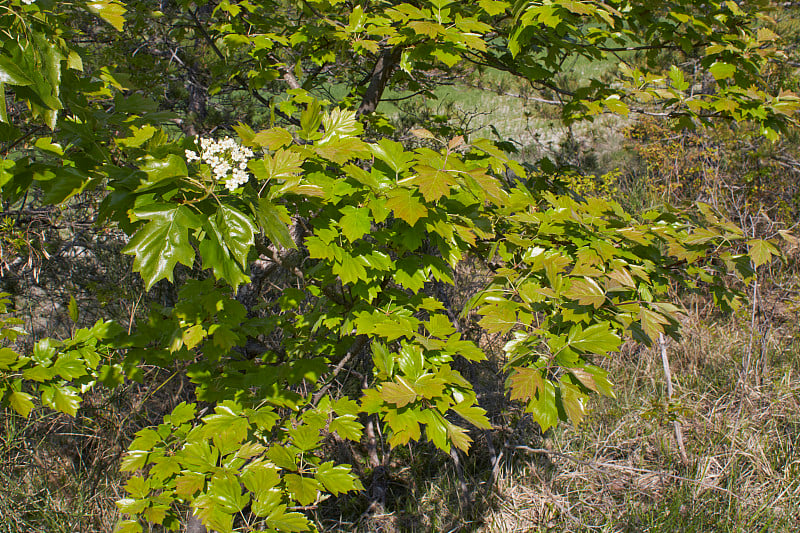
372,342,394,377
87,0,127,31
420,409,449,452
199,205,256,288
199,238,251,290
315,461,362,495
446,419,473,452
709,62,735,80
114,520,143,533
182,324,206,349
370,139,415,174
266,509,309,532
339,206,371,242
329,415,364,441
129,428,160,452
385,407,422,446
256,199,297,250
397,344,424,380
508,367,544,403
380,377,418,407
314,137,370,164
669,65,689,91
267,446,298,471
451,401,492,429
208,473,249,513
0,56,33,86
527,379,557,431
209,206,256,269
748,239,778,268
193,501,233,533
409,20,444,38
203,404,249,449
385,188,427,226
252,127,294,150
45,385,81,416
0,158,13,187
68,295,79,322
300,99,323,140
603,95,629,116
8,391,35,417
559,381,587,426
426,314,456,338
333,253,368,285
445,339,486,362
0,347,19,370
409,165,456,202
175,473,206,497
479,0,509,16
638,307,668,342
123,205,201,290
289,424,321,452
583,365,615,397
321,108,361,143
567,322,620,356
412,374,445,399
564,277,606,308
263,149,304,182
22,365,55,382
53,352,88,379
247,406,280,431
116,498,148,515
120,450,149,472
242,462,281,498
37,167,90,205
140,154,187,184
117,125,156,148
463,168,508,204
284,474,321,506
477,302,516,334
394,256,426,292
0,82,8,122
125,476,149,499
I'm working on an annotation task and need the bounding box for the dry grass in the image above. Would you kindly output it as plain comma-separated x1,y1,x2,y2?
0,368,191,533
473,313,800,533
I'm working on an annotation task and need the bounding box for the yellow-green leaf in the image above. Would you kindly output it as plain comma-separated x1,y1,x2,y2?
380,377,418,407
87,0,127,31
8,391,35,417
385,188,427,226
748,239,778,268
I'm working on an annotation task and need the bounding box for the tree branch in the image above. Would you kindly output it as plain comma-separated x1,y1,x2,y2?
356,47,403,117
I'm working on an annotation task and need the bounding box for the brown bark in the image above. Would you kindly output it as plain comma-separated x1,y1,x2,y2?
356,47,403,117
186,514,206,533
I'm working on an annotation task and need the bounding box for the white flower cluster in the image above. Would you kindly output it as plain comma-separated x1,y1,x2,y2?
185,137,254,191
